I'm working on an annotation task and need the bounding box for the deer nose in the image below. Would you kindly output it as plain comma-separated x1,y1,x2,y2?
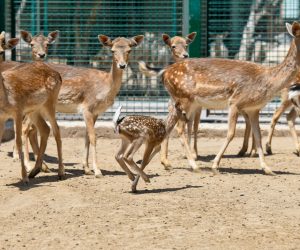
183,53,189,58
118,64,127,69
38,53,46,58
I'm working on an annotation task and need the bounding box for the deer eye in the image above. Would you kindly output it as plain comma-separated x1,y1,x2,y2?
30,44,34,47
111,50,115,54
171,45,176,49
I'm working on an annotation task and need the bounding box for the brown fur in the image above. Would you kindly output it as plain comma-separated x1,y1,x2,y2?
0,61,63,182
161,22,300,175
115,101,186,192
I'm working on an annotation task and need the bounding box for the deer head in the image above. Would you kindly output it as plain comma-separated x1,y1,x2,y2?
162,32,197,60
20,30,59,61
0,31,19,55
98,35,144,70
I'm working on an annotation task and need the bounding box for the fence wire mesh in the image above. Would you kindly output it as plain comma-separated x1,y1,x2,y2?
3,0,300,123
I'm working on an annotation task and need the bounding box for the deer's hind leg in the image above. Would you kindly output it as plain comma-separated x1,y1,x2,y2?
115,138,135,181
124,138,150,183
132,143,160,193
28,113,50,178
287,107,300,156
266,100,292,155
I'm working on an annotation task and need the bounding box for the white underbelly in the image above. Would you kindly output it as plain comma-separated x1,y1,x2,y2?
194,97,228,109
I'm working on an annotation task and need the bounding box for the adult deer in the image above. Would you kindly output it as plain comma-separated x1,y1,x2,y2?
23,34,144,178
0,30,59,171
160,22,300,175
138,32,200,168
0,60,63,182
113,100,187,192
265,79,300,156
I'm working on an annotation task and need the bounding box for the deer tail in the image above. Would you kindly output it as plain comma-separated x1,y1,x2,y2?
113,105,123,133
288,83,300,100
138,61,165,77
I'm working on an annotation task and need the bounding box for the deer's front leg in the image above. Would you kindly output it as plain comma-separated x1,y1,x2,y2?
212,106,238,174
83,111,102,178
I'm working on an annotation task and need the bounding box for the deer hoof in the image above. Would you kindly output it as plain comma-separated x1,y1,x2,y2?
263,168,276,176
95,173,103,178
237,150,246,157
266,143,273,155
41,162,51,173
84,169,94,175
212,168,220,175
28,167,41,178
58,174,66,180
192,167,201,173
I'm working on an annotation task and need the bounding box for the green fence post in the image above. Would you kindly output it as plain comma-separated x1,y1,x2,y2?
0,0,5,32
189,0,201,58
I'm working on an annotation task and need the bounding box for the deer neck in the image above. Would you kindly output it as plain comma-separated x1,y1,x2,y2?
164,110,180,136
108,60,124,94
269,39,300,91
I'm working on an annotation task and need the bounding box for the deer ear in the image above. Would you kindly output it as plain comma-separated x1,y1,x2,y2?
186,32,197,44
48,30,59,44
162,34,171,46
291,21,300,37
98,35,113,47
0,31,5,39
4,38,19,49
130,35,144,47
20,30,32,44
286,23,294,37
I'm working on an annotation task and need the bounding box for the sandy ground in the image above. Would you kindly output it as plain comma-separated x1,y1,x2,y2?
0,133,300,250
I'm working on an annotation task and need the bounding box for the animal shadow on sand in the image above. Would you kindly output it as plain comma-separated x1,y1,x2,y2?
6,168,83,191
130,184,203,195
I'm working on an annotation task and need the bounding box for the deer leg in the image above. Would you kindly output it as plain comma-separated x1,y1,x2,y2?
12,122,19,160
43,105,65,179
115,138,135,181
187,114,197,160
0,119,5,148
27,126,50,173
238,113,251,156
160,136,172,170
28,114,50,178
249,133,257,157
124,139,150,183
83,111,102,178
266,101,291,155
15,113,28,183
131,143,158,193
212,106,238,174
193,109,201,159
176,119,199,171
287,108,300,156
248,110,275,175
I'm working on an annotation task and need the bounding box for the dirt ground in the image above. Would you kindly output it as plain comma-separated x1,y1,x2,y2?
0,132,300,250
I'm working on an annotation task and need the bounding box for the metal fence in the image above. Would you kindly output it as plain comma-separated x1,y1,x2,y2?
2,0,300,123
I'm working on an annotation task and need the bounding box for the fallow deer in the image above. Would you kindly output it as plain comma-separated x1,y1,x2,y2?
265,80,300,156
2,30,59,172
159,22,300,175
138,32,201,169
23,34,144,178
0,60,63,183
113,100,187,192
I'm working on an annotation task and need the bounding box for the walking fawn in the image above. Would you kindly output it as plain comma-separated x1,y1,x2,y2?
266,80,300,156
114,101,187,192
22,34,144,178
160,22,300,175
0,54,63,183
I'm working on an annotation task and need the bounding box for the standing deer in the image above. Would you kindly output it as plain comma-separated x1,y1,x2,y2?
1,30,59,172
159,22,300,175
114,100,187,192
23,34,144,178
0,60,63,182
265,79,300,156
138,32,200,169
